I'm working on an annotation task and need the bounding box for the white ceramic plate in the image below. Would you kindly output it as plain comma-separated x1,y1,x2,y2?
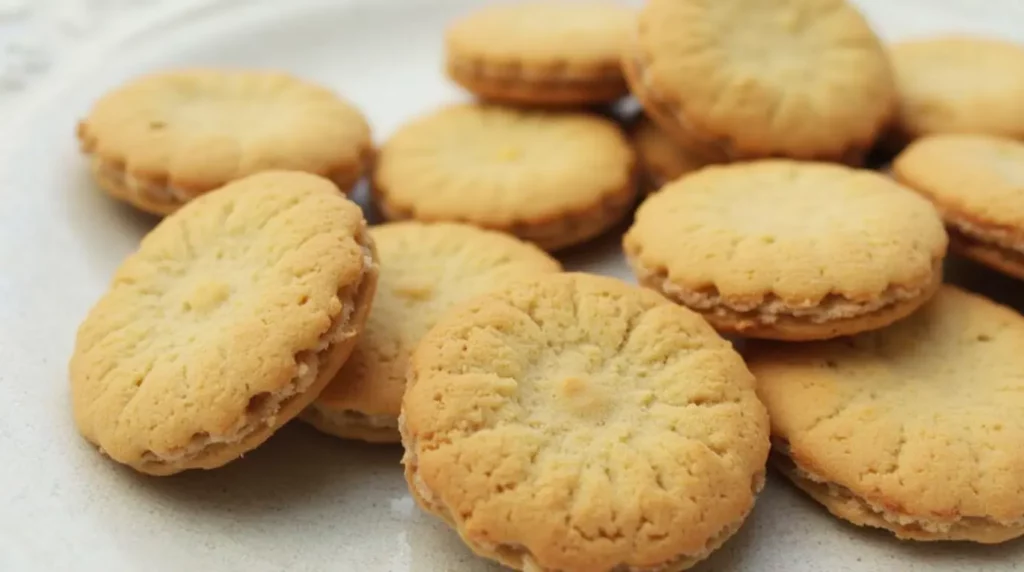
3,1,1024,570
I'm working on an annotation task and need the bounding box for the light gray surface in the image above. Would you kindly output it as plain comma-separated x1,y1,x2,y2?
1,1,1023,570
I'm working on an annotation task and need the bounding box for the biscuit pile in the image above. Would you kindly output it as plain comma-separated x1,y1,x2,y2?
69,0,1024,570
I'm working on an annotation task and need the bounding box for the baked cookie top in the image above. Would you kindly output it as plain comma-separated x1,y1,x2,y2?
624,160,947,311
446,2,635,77
890,36,1024,140
893,134,1024,244
747,286,1024,541
70,171,374,473
373,103,635,228
315,221,560,419
630,0,894,159
631,115,726,189
78,69,372,196
402,272,769,572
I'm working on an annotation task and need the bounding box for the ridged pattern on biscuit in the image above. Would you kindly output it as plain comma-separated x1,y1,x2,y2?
308,222,560,435
402,273,769,572
70,171,375,474
624,161,947,314
890,36,1024,140
629,0,895,160
78,69,372,210
747,286,1024,543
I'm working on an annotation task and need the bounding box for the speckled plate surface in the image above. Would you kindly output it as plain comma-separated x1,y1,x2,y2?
2,1,1024,570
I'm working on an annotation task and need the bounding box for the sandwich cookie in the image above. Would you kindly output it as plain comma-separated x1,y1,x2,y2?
301,221,560,443
373,103,637,251
748,286,1024,543
402,272,769,571
78,69,373,215
446,2,635,106
624,160,947,340
69,171,378,475
623,0,895,162
893,134,1024,280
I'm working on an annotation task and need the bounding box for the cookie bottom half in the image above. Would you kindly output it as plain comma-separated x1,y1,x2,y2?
85,152,369,217
772,450,1024,544
447,60,628,106
628,258,943,341
299,402,401,444
374,181,636,253
133,235,379,476
950,228,1024,281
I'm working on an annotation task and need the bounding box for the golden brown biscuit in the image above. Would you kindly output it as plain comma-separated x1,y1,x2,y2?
630,115,727,191
402,272,770,572
78,69,373,215
373,103,637,251
624,0,895,162
748,286,1024,544
445,2,635,106
889,36,1024,142
69,171,378,475
893,133,1024,280
301,222,560,443
624,160,947,340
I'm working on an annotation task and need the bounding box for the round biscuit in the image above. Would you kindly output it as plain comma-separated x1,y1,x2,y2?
401,272,769,572
625,0,895,161
302,222,560,443
889,36,1024,141
623,160,948,340
77,69,373,215
373,103,637,251
893,133,1024,280
445,2,635,105
69,171,378,475
747,285,1024,543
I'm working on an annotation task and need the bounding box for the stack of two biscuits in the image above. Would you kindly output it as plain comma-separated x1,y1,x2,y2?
623,0,1024,550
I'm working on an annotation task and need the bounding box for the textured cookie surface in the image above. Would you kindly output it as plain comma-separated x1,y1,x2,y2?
446,1,635,105
890,36,1024,140
893,134,1024,279
747,286,1024,543
70,171,377,475
631,115,726,191
626,0,894,161
78,69,373,215
402,273,769,572
374,103,637,251
624,160,947,340
303,222,560,443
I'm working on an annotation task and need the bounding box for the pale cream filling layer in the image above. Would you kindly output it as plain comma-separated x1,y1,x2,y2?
779,450,1024,535
632,258,940,325
947,214,1024,256
90,154,362,209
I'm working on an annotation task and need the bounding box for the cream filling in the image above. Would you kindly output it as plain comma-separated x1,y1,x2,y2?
139,242,375,466
306,404,399,431
773,443,1024,536
947,214,1024,256
633,258,940,325
449,59,624,85
90,154,362,210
